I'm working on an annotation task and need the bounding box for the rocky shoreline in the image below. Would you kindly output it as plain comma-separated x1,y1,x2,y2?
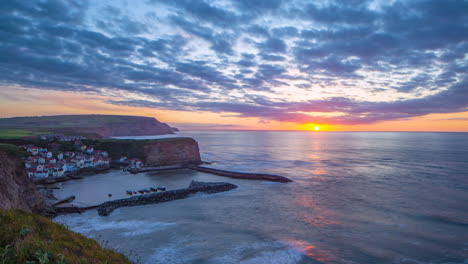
97,181,237,216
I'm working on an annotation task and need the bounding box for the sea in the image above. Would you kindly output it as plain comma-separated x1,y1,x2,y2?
54,131,468,264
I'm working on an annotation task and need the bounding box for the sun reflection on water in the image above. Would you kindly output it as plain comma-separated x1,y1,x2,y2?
285,239,334,262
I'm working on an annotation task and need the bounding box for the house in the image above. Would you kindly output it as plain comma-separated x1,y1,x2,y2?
37,157,45,164
27,168,35,178
57,153,63,160
34,171,47,178
93,157,103,166
128,158,144,169
86,147,94,154
29,147,39,155
36,165,44,172
25,161,33,169
65,163,78,172
56,169,64,177
46,152,53,158
119,157,127,162
95,150,108,156
75,158,85,168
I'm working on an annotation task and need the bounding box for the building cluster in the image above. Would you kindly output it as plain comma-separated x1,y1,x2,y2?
39,133,86,142
21,144,111,178
120,157,144,170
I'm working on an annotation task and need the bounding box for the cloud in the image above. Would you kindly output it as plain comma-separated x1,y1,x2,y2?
258,37,287,53
0,0,467,126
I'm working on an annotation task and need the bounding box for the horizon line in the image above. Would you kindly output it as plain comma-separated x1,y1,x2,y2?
177,129,468,133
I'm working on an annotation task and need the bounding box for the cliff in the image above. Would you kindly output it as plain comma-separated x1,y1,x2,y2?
86,137,202,166
0,114,176,138
0,145,46,214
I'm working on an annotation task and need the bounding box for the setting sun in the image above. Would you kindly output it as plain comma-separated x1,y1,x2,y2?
297,123,332,131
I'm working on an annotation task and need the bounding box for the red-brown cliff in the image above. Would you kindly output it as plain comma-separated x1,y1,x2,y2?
0,147,46,214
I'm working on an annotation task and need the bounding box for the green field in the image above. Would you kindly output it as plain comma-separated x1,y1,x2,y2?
0,129,50,139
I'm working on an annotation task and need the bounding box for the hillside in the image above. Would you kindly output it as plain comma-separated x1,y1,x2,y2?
0,115,177,138
0,209,132,264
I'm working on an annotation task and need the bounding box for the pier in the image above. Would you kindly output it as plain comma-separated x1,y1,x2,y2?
188,166,293,183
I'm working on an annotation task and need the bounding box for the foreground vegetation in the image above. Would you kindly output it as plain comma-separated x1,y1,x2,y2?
0,209,132,264
0,143,26,157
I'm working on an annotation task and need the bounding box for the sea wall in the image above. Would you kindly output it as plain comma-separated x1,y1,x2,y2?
0,147,46,214
189,166,293,182
98,181,237,216
88,137,202,166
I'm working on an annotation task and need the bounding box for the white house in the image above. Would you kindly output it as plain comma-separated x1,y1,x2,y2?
27,169,35,178
86,147,94,154
29,147,39,155
46,152,53,158
35,171,47,178
36,165,44,171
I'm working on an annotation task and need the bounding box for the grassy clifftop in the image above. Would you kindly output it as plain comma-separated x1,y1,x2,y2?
0,209,132,264
0,115,176,139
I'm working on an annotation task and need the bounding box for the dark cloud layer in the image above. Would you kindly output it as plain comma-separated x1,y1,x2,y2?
1,0,467,125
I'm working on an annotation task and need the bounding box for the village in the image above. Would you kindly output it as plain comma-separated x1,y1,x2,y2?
21,140,144,178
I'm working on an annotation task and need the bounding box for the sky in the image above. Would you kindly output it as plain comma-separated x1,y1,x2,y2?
0,0,467,131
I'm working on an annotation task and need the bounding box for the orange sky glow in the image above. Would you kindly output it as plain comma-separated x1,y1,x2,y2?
1,87,468,132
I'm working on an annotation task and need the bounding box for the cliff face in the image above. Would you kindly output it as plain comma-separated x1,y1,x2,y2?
143,139,202,166
89,137,202,166
0,151,46,214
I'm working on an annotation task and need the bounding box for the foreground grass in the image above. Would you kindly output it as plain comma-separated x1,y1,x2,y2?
0,209,132,264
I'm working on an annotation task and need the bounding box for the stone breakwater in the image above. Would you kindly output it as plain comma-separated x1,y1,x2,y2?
97,181,238,216
189,166,293,183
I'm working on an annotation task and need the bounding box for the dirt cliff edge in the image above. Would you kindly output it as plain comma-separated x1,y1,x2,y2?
0,148,46,214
